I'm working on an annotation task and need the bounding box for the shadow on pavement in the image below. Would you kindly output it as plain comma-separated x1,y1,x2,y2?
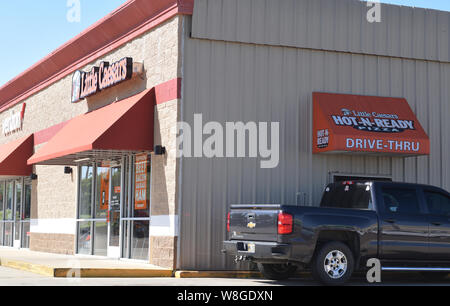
252,272,450,286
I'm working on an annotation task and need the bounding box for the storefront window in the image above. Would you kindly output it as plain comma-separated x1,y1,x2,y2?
94,221,108,256
24,184,31,220
0,180,31,248
5,182,13,220
0,183,4,221
14,181,22,241
131,220,149,260
0,183,3,246
79,166,93,219
77,221,91,255
4,222,12,247
21,222,30,249
21,183,32,248
132,154,151,218
122,154,151,260
0,223,3,246
95,166,109,219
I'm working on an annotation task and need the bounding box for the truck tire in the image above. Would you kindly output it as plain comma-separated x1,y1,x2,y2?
312,241,355,286
257,263,297,280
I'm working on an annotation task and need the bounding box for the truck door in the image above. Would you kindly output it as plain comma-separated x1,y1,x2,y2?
424,189,450,261
377,186,429,260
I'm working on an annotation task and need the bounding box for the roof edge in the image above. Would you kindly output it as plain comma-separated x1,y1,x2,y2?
0,0,194,113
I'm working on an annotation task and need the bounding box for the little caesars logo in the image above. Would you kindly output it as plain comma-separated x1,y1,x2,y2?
2,104,26,136
332,108,415,133
71,57,133,103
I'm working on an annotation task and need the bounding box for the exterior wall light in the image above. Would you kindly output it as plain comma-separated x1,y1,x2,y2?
30,173,38,180
154,145,166,155
64,167,73,174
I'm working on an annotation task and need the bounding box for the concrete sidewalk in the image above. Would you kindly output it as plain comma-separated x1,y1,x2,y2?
0,248,172,278
0,248,265,279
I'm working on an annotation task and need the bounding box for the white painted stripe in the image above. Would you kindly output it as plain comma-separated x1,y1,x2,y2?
30,218,76,235
150,215,178,237
30,215,178,237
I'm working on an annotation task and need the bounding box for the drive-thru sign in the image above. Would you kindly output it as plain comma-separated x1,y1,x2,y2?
313,92,430,156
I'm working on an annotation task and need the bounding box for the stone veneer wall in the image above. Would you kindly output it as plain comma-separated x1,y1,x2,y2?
150,98,180,268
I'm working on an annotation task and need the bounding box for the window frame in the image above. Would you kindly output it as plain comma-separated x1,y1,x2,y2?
380,186,424,215
423,189,450,217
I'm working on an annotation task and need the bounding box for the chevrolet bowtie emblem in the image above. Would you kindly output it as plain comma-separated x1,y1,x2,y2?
247,222,256,229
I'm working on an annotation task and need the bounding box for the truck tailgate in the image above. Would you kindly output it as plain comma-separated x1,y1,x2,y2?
229,205,281,242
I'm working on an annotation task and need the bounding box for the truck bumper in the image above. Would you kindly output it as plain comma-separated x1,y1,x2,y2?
222,240,292,260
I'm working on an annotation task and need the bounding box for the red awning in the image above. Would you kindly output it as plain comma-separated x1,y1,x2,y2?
28,89,155,166
313,92,430,156
0,135,34,176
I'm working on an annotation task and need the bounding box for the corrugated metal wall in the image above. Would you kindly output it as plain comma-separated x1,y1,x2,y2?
179,0,450,270
192,0,450,63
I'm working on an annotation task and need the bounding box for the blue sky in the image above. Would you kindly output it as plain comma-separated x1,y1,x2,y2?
0,0,449,87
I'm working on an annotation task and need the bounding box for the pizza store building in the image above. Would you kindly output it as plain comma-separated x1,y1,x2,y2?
0,0,448,271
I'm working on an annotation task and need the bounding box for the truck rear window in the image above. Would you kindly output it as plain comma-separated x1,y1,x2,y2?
320,183,371,209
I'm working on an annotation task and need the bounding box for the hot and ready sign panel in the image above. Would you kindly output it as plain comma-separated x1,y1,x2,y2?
313,92,430,156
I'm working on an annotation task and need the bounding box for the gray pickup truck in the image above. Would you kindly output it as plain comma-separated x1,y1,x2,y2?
223,181,450,285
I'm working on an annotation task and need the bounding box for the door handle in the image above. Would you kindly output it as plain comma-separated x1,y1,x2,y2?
384,219,396,224
431,222,442,226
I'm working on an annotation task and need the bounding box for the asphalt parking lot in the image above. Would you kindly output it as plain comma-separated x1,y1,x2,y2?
0,266,449,286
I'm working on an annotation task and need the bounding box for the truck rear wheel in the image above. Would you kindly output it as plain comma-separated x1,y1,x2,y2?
312,241,355,285
257,263,297,280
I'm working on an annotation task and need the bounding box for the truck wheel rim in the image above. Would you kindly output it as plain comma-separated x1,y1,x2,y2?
324,250,348,279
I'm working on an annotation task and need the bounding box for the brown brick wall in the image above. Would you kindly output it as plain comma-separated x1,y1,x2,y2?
29,233,75,255
34,165,77,220
151,99,179,217
149,236,177,269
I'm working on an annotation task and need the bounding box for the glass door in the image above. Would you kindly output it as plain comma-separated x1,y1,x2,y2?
76,161,123,258
76,155,150,260
107,166,122,258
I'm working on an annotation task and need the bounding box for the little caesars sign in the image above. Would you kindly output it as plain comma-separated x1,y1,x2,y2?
71,57,133,103
2,104,26,136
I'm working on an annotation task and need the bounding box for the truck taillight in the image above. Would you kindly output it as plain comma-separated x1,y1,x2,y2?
278,212,293,235
227,212,231,232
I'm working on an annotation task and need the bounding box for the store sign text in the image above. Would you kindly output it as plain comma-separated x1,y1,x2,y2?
2,104,26,136
71,57,133,103
331,108,416,133
345,138,420,153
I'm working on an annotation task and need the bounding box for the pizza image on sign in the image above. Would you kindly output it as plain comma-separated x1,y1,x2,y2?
313,92,430,156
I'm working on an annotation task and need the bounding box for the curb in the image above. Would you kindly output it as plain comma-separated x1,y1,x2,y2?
0,259,55,277
53,268,174,278
175,271,263,279
0,258,173,278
